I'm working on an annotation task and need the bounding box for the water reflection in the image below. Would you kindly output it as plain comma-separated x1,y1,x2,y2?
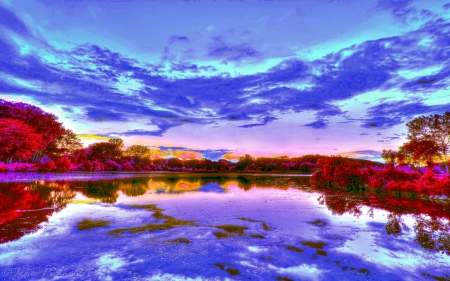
0,181,76,244
0,175,449,256
315,186,450,255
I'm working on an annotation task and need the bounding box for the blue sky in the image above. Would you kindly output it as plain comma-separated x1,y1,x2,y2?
0,0,449,161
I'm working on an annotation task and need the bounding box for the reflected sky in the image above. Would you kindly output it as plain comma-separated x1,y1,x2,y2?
0,175,449,280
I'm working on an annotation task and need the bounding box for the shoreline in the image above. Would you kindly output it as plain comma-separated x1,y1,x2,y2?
0,171,313,183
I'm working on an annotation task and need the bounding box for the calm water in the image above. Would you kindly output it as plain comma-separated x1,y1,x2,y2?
0,172,449,281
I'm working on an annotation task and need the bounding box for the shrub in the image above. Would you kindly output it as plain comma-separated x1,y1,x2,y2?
37,160,56,172
0,164,8,172
82,160,94,171
122,161,135,171
105,159,121,171
55,157,71,172
333,161,365,190
299,162,316,173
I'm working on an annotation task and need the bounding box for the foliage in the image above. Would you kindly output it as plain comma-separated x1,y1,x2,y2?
0,99,65,150
236,154,254,171
88,139,124,162
299,162,316,173
55,157,71,172
125,145,151,163
406,112,450,172
0,118,42,161
45,128,83,160
37,160,56,172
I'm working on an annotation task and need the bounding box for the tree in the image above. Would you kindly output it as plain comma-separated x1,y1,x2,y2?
88,142,123,162
406,112,450,172
124,145,151,163
400,140,440,168
108,138,124,150
0,99,65,151
45,128,83,160
0,118,42,162
236,154,254,171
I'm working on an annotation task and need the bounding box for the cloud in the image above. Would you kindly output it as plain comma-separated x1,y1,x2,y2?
1,2,450,139
264,59,309,83
168,36,189,45
303,119,328,129
155,146,231,161
207,36,259,62
105,129,163,137
400,68,450,93
239,116,277,128
0,5,29,35
360,116,403,129
363,101,450,129
85,107,128,122
340,150,382,160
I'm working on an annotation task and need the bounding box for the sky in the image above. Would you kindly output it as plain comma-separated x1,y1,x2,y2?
0,0,449,161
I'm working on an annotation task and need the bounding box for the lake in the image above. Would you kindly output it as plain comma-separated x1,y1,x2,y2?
0,172,449,280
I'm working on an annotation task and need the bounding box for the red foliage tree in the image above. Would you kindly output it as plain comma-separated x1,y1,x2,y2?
0,99,65,151
0,118,42,162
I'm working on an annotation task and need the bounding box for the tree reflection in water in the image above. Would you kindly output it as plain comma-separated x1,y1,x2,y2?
1,175,449,255
314,186,450,255
0,181,76,244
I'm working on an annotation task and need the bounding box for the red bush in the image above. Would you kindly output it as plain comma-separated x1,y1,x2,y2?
0,164,8,172
333,161,365,190
37,160,56,172
366,165,421,190
55,157,71,172
122,161,135,171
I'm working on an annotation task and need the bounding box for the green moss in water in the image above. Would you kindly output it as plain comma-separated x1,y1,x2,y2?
215,224,248,235
358,268,370,275
166,238,191,244
109,204,196,236
110,217,197,235
310,219,327,227
285,245,304,253
77,219,110,231
214,231,232,239
316,250,327,256
226,268,239,276
301,241,326,249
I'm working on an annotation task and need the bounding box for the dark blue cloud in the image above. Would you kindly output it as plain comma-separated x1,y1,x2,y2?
303,119,328,129
239,116,277,128
377,0,412,10
207,36,259,62
376,0,417,24
85,107,128,122
316,108,345,117
401,68,450,93
264,59,309,83
361,116,403,129
0,5,29,35
443,3,450,10
360,101,450,129
105,129,162,137
168,36,189,45
169,62,217,73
